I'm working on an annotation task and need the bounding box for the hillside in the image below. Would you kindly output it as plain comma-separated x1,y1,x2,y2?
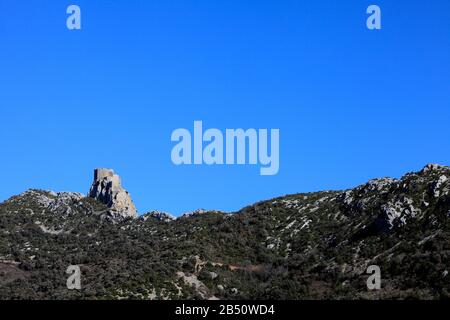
0,164,449,300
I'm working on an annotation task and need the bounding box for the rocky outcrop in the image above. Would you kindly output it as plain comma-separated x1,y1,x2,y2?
88,168,137,218
141,211,176,223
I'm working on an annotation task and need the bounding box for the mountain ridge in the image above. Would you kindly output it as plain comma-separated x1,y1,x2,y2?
0,164,448,300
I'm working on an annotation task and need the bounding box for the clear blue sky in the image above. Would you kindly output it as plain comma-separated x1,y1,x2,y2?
0,0,449,216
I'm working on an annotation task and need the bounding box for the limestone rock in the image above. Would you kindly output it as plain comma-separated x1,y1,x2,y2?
421,163,445,173
141,211,175,223
88,168,137,218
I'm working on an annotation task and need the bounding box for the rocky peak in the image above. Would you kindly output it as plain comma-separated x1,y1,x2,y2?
88,168,137,218
141,211,176,223
181,209,209,218
421,163,448,174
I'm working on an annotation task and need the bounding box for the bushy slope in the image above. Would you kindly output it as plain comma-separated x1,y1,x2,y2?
0,164,449,300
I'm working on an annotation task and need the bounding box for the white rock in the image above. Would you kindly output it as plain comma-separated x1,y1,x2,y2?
433,175,448,198
89,168,137,218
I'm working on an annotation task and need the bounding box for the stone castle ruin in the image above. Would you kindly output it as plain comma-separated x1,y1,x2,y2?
88,168,137,218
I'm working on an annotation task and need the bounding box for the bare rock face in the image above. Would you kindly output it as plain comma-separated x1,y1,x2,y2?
141,211,176,223
88,168,137,218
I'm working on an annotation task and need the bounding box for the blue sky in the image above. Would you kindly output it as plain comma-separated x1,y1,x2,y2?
0,0,449,216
